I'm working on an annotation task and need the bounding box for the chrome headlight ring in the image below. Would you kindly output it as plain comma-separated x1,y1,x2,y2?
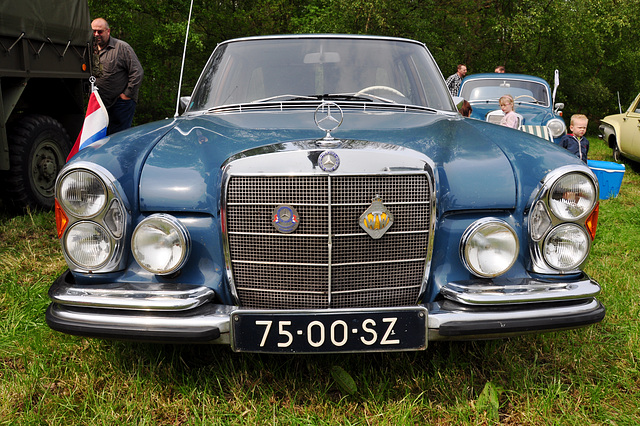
63,221,114,270
460,218,519,278
546,118,566,138
542,223,590,271
548,172,597,221
57,169,108,218
132,214,191,276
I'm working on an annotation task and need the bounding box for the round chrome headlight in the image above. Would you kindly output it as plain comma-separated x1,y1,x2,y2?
549,173,597,220
132,214,190,275
543,224,589,271
58,170,107,218
546,118,566,138
461,219,519,278
64,222,113,269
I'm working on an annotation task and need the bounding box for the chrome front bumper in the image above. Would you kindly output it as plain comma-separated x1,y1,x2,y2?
46,270,605,345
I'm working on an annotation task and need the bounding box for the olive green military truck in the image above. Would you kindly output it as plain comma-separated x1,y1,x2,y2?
0,0,92,209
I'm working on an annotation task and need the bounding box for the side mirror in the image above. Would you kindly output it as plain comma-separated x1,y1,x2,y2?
180,96,192,111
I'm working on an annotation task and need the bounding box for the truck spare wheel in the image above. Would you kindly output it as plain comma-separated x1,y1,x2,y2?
5,115,71,209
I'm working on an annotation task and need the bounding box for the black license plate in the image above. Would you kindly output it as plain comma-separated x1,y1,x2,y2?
231,308,427,353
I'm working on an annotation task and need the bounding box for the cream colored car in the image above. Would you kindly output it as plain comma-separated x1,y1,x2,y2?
599,92,640,162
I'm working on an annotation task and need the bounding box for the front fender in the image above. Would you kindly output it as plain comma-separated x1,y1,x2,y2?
599,120,618,149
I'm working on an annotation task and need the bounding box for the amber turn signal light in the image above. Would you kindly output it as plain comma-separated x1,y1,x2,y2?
585,202,599,241
55,199,68,239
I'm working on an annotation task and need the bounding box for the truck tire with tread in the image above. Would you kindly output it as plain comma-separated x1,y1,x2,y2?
4,114,71,209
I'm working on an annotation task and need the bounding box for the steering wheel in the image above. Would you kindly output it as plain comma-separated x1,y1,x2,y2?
514,94,538,103
355,85,406,98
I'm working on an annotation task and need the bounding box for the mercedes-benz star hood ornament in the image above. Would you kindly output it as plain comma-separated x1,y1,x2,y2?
314,101,343,141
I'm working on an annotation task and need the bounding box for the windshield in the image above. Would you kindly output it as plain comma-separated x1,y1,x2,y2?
460,78,550,107
188,37,454,111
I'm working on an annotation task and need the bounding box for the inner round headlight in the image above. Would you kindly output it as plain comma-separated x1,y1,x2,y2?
546,118,566,138
65,222,112,270
132,214,190,275
543,224,589,271
58,170,107,218
549,173,596,220
461,219,519,278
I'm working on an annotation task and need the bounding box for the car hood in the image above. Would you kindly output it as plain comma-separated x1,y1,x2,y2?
600,111,624,124
130,109,574,214
468,102,554,126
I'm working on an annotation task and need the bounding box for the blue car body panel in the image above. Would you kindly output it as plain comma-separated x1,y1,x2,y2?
66,109,583,306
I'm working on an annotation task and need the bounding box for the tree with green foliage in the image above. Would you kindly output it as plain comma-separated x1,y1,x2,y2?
87,0,640,129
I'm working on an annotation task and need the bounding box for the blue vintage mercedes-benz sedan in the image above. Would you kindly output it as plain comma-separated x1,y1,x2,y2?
47,35,604,353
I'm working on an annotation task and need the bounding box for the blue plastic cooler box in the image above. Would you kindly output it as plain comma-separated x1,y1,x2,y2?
587,160,625,200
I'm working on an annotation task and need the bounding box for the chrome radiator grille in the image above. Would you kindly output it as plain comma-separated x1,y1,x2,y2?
225,174,432,309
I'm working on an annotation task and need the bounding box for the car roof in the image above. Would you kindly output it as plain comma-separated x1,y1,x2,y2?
461,73,550,86
217,34,427,48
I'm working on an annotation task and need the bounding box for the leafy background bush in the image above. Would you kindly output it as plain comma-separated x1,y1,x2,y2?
88,0,640,131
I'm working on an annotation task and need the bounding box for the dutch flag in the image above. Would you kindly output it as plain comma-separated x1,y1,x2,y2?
66,90,109,162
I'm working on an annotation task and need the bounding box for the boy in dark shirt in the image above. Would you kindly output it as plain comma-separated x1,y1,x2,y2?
559,114,589,163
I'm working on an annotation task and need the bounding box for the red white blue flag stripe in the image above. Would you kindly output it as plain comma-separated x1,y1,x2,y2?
66,90,108,162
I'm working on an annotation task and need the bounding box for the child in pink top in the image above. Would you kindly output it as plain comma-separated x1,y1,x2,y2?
499,95,519,128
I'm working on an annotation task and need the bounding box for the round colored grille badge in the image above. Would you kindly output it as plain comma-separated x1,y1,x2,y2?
318,150,340,172
272,205,300,233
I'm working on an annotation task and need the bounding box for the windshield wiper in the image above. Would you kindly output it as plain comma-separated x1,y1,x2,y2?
251,94,318,103
322,93,396,103
251,93,397,104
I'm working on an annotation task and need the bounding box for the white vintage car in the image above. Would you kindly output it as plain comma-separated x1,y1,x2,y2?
599,92,640,162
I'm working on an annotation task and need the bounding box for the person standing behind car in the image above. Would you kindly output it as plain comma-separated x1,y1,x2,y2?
91,18,143,135
445,64,467,97
559,114,589,163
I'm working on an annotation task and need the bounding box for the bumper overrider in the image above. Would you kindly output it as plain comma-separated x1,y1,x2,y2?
46,270,605,351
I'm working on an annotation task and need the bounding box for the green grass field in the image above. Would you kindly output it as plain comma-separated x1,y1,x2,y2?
1,137,639,424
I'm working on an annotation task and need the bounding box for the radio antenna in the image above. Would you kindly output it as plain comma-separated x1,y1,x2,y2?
174,0,194,117
617,91,622,114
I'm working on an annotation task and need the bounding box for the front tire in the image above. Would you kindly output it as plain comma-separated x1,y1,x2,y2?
612,142,622,163
3,114,71,210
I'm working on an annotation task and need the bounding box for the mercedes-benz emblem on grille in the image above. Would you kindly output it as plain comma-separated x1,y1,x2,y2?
318,150,340,172
314,101,343,137
272,205,300,233
359,197,394,239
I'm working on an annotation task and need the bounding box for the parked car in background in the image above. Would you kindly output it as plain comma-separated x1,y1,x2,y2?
459,73,566,142
47,35,604,353
599,92,640,162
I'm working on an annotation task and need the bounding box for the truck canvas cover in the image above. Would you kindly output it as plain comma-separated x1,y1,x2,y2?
0,0,91,45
